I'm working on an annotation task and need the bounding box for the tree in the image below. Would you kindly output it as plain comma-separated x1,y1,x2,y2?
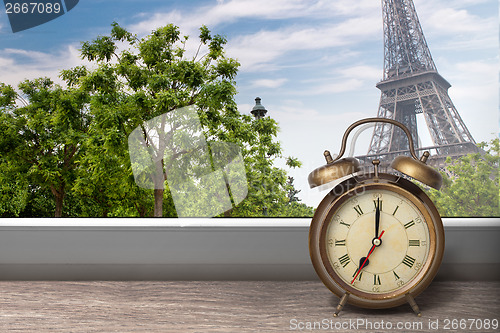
66,23,244,217
425,139,499,217
282,176,314,217
0,79,90,217
286,176,301,203
60,22,313,217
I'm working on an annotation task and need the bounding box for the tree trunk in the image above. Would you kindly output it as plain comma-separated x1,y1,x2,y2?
134,203,148,217
154,188,164,217
54,195,64,217
152,159,165,217
50,186,65,218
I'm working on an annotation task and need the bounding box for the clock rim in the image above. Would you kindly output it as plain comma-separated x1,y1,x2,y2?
309,173,445,309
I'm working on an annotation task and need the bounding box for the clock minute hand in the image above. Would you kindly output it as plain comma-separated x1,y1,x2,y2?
375,197,380,239
351,230,385,284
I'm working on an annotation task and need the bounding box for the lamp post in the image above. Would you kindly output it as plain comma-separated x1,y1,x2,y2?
251,97,267,119
251,97,269,215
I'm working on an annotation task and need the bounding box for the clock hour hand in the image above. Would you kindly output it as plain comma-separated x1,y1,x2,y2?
359,257,369,269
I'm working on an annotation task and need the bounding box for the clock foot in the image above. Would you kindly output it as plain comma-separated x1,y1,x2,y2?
405,293,422,317
333,292,350,317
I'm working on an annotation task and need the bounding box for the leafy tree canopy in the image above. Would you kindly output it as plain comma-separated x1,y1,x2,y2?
0,79,90,217
0,23,314,218
425,139,499,217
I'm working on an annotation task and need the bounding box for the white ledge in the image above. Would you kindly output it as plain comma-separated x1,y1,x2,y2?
0,217,498,228
0,218,309,228
0,217,498,280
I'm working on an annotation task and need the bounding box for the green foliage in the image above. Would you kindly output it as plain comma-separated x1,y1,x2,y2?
282,176,314,217
0,79,90,217
425,139,499,217
16,186,55,217
0,167,29,216
0,22,313,217
279,202,315,217
286,177,301,203
70,22,313,217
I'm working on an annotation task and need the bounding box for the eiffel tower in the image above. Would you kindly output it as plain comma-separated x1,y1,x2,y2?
358,0,479,167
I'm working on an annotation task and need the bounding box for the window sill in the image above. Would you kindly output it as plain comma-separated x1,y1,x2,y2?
0,218,498,280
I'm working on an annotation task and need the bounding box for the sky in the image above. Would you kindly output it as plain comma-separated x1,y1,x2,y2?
0,0,498,208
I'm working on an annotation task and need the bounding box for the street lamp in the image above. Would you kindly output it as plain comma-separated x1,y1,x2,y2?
250,97,269,216
251,97,267,119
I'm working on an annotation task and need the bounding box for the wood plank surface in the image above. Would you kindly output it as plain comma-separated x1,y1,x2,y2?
0,281,498,332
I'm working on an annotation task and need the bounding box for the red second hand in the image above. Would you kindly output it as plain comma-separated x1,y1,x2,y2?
351,230,385,284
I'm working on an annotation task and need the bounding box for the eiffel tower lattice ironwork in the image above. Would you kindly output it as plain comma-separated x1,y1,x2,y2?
362,0,479,165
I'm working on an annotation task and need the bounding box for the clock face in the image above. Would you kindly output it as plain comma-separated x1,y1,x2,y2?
325,188,430,295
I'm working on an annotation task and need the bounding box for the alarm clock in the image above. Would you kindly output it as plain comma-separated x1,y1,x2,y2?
308,118,444,316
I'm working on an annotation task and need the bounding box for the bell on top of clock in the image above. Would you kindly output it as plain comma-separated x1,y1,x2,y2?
308,118,442,191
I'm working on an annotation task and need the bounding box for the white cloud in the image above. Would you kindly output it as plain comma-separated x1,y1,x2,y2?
131,10,188,35
309,78,365,95
318,49,362,66
267,100,373,206
127,2,382,73
270,101,322,121
0,56,14,67
446,60,498,142
309,0,379,16
440,60,497,108
226,15,380,72
453,61,497,86
130,0,308,37
123,0,383,77
129,0,379,37
425,7,496,35
0,45,86,87
0,10,5,31
336,65,381,82
126,1,376,73
296,64,380,95
412,0,497,52
252,78,288,89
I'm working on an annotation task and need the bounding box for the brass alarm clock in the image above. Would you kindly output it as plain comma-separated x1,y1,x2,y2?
308,118,444,316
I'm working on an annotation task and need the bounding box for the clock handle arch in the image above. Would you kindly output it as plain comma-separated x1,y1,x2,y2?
332,118,442,190
333,117,419,163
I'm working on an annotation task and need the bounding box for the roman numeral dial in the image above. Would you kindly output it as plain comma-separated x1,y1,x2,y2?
353,205,363,216
404,220,415,229
402,255,416,268
338,254,351,267
373,274,381,285
373,200,383,211
325,188,431,294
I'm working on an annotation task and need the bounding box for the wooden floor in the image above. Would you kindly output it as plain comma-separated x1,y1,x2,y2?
0,281,498,332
